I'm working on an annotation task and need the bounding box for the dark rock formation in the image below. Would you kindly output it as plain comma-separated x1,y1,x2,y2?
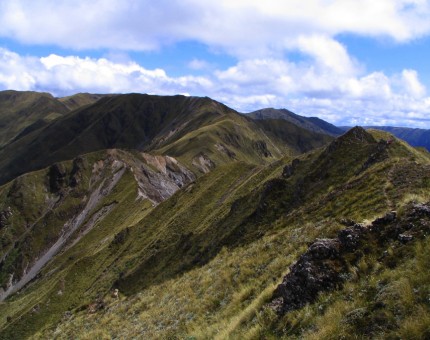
253,140,272,158
269,238,349,315
0,207,12,229
69,157,84,187
282,159,300,178
48,163,67,193
357,140,389,175
270,203,430,315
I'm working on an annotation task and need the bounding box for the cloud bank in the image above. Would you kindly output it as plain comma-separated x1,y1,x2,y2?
1,0,429,53
1,47,428,127
0,0,430,127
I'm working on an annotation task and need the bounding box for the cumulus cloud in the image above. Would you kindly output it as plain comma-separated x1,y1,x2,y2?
188,59,212,71
0,1,429,128
401,69,426,97
0,48,212,96
0,47,429,128
0,0,429,54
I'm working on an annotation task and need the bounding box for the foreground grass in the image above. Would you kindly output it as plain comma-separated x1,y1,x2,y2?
36,198,430,339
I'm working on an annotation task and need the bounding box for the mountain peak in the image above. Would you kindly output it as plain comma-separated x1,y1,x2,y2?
247,107,343,136
337,126,376,145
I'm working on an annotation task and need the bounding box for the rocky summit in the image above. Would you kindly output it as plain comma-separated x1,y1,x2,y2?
0,91,429,339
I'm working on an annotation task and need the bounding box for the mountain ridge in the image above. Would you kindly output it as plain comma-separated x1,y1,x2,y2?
0,93,333,185
0,91,429,339
340,125,430,151
247,107,344,136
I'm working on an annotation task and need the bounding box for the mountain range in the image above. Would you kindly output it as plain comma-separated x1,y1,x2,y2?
0,90,429,339
250,107,430,152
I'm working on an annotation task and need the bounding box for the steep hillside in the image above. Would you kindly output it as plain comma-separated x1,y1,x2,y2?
248,108,344,136
58,93,110,111
0,149,194,302
0,94,332,185
0,90,69,147
1,127,429,339
340,126,430,152
368,126,430,152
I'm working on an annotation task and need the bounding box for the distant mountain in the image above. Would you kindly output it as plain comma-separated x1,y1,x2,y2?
3,91,430,340
0,90,106,147
0,93,333,185
58,93,113,111
1,123,429,339
340,126,430,151
0,90,69,146
367,126,430,151
248,108,344,136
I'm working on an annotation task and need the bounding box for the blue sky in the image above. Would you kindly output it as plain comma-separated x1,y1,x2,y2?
0,0,430,128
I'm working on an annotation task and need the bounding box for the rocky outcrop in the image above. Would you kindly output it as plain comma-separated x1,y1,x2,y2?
0,207,12,229
69,157,84,187
270,238,347,314
270,203,430,315
48,163,67,193
253,140,272,158
192,153,215,174
282,159,300,178
133,152,195,204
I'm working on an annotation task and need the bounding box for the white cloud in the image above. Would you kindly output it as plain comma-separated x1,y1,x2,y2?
0,48,213,96
295,35,359,75
0,46,430,128
188,59,212,70
401,69,426,97
0,0,429,54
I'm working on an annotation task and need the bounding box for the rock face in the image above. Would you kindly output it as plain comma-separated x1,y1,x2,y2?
270,203,430,315
0,149,195,302
270,238,347,314
282,159,300,178
133,152,195,204
0,207,12,229
48,163,67,193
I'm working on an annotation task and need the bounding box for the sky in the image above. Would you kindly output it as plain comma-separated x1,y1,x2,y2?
0,0,430,127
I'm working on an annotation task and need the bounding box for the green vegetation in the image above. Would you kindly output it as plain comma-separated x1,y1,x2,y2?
0,90,69,147
248,107,344,136
0,93,331,185
0,92,429,339
367,125,430,152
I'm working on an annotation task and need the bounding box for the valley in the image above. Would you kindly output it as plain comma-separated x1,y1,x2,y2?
0,91,429,339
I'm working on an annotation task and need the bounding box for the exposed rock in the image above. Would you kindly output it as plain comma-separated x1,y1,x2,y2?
339,218,356,227
87,298,105,314
282,159,300,178
372,211,397,228
398,234,413,243
338,223,367,251
270,203,430,315
270,238,346,314
253,140,272,158
69,157,84,187
357,140,389,175
215,143,236,159
409,203,430,217
0,206,12,229
112,227,130,246
192,153,215,174
134,154,195,203
48,163,67,193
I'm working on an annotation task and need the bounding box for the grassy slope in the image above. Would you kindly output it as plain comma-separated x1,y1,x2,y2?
248,108,344,136
367,125,430,151
0,90,69,147
23,129,429,339
58,93,108,111
0,93,332,185
1,128,428,338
